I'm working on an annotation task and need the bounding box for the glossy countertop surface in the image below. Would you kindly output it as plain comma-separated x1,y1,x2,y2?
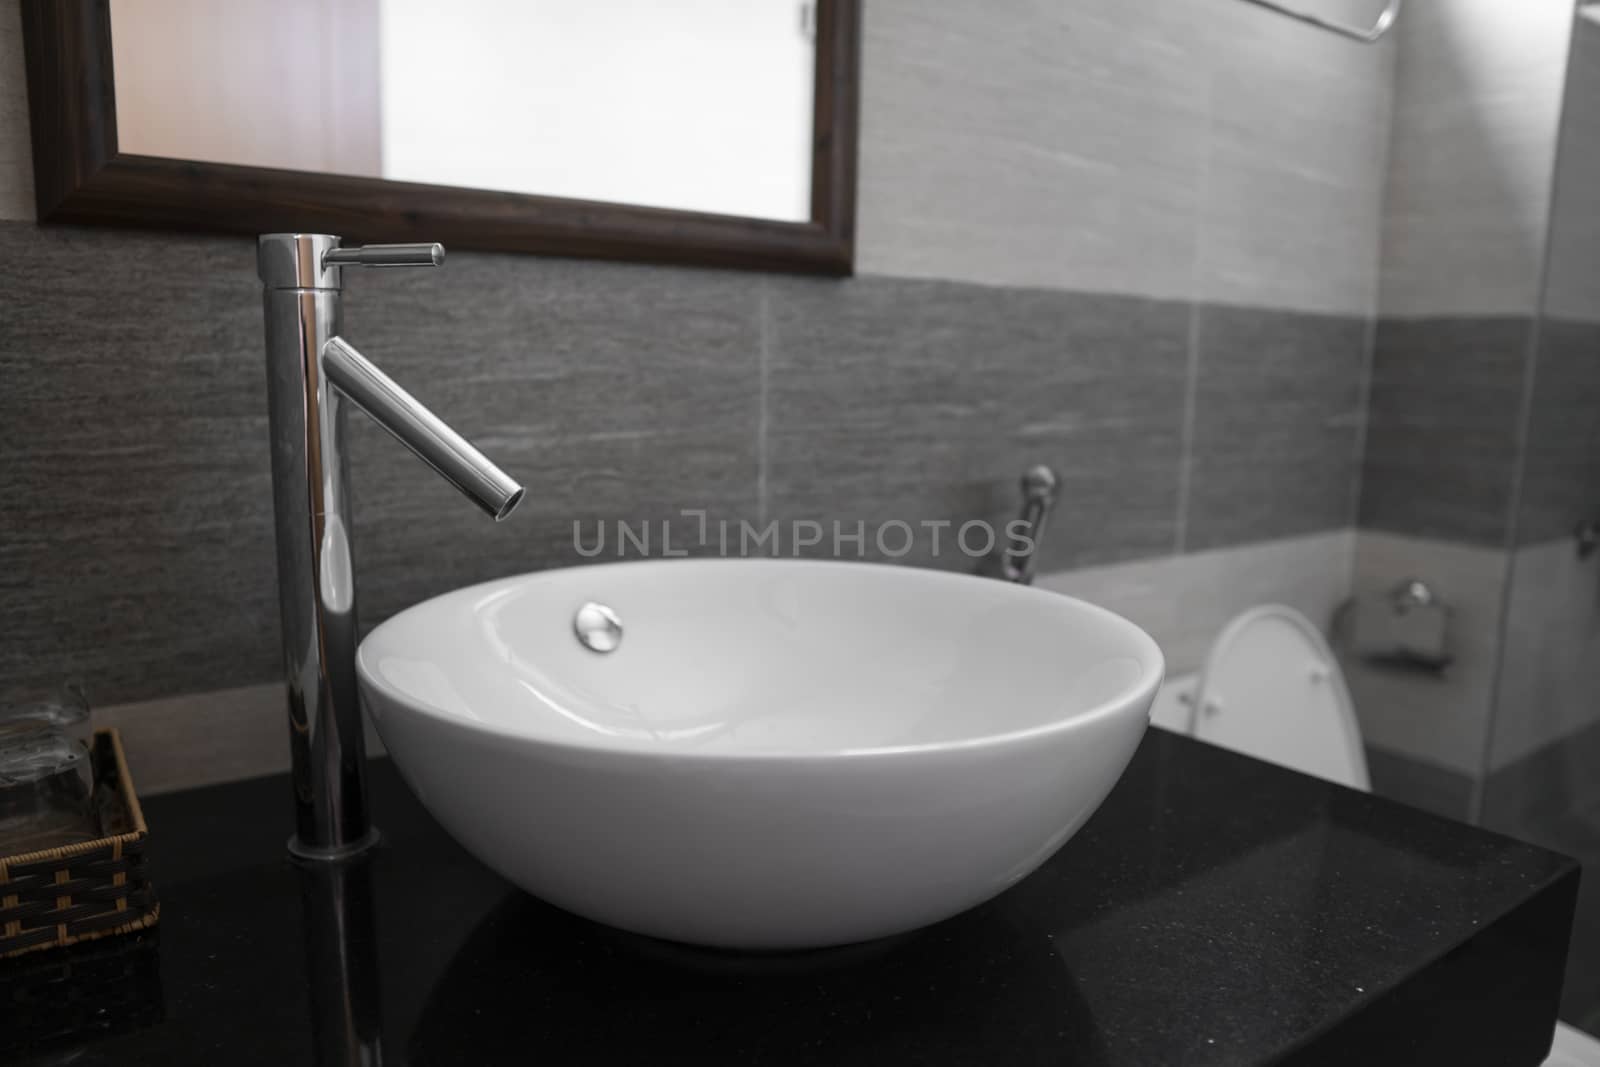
1,728,1579,1066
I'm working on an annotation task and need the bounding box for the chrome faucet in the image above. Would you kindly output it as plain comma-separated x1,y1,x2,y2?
258,234,523,861
977,465,1060,585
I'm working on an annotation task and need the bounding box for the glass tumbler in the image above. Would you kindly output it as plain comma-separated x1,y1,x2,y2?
0,686,99,855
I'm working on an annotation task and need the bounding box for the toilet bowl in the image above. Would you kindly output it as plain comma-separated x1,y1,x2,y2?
1182,604,1369,790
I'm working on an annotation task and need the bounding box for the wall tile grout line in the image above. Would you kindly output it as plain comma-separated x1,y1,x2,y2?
1358,315,1533,546
1173,298,1202,557
756,277,771,528
1467,309,1547,823
1173,62,1216,560
1347,312,1378,527
1355,34,1400,531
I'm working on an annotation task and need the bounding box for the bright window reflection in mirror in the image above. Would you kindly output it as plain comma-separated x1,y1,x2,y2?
107,0,816,222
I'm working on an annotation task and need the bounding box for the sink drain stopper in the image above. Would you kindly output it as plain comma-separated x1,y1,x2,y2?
574,602,623,653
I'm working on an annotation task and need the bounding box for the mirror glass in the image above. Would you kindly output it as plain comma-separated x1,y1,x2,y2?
107,0,816,222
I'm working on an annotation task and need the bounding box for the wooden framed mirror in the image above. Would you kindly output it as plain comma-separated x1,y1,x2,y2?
19,0,859,274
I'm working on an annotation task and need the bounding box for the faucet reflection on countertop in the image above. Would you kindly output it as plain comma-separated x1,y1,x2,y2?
297,853,384,1067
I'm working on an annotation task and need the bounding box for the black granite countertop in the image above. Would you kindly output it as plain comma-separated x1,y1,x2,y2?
0,729,1580,1066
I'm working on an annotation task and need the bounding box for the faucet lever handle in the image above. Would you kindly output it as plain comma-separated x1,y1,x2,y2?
323,243,444,270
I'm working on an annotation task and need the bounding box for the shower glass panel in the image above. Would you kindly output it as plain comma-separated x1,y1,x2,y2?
1482,3,1600,1039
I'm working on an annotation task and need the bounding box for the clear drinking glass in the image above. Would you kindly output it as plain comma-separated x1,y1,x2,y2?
0,685,99,855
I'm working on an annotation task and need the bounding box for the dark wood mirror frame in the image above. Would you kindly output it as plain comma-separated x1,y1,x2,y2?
20,0,859,274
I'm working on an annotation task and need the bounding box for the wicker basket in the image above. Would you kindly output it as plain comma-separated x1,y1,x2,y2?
0,728,159,958
0,926,162,1055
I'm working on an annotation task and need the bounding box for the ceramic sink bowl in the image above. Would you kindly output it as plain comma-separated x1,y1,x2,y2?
358,559,1163,949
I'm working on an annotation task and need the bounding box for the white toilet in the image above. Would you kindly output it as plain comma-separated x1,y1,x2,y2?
1175,604,1369,790
1167,605,1600,1066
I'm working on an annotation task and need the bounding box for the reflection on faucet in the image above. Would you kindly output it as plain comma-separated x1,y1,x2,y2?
259,234,525,861
976,465,1060,586
297,854,384,1067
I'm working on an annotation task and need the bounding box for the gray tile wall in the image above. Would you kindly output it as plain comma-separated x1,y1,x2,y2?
1,227,282,701
0,0,1387,735
1378,0,1572,318
858,0,1394,316
1197,1,1390,315
1342,531,1509,775
0,223,763,703
1040,530,1354,677
1351,2,1597,826
1542,13,1600,326
0,221,1370,705
1185,307,1368,551
762,280,1190,571
1364,745,1474,824
1360,1,1598,554
1514,318,1600,547
0,1,28,221
1359,322,1600,554
1357,316,1533,546
1491,537,1600,772
341,252,765,627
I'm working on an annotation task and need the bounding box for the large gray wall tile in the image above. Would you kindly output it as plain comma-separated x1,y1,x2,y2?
0,222,763,704
1039,529,1354,676
1492,537,1600,771
1379,0,1572,316
1485,716,1600,831
1542,15,1600,325
856,0,1206,300
1358,316,1531,545
1197,144,1384,318
0,224,277,702
1364,746,1474,824
0,3,32,222
343,253,764,626
1343,531,1509,774
763,278,1189,572
856,0,1392,313
1514,318,1600,546
1186,307,1368,550
1195,0,1393,315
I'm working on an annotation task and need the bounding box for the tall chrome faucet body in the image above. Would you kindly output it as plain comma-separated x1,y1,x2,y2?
258,234,523,861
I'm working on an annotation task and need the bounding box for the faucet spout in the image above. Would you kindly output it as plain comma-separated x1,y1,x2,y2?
321,337,523,521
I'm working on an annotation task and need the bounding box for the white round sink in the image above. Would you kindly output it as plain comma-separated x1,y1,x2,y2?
357,559,1163,950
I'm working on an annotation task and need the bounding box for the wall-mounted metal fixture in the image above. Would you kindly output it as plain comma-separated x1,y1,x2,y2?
976,465,1060,586
1332,576,1452,674
1575,519,1600,560
1235,0,1401,43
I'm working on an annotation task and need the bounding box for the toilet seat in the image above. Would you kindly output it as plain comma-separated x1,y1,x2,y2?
1191,605,1370,791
